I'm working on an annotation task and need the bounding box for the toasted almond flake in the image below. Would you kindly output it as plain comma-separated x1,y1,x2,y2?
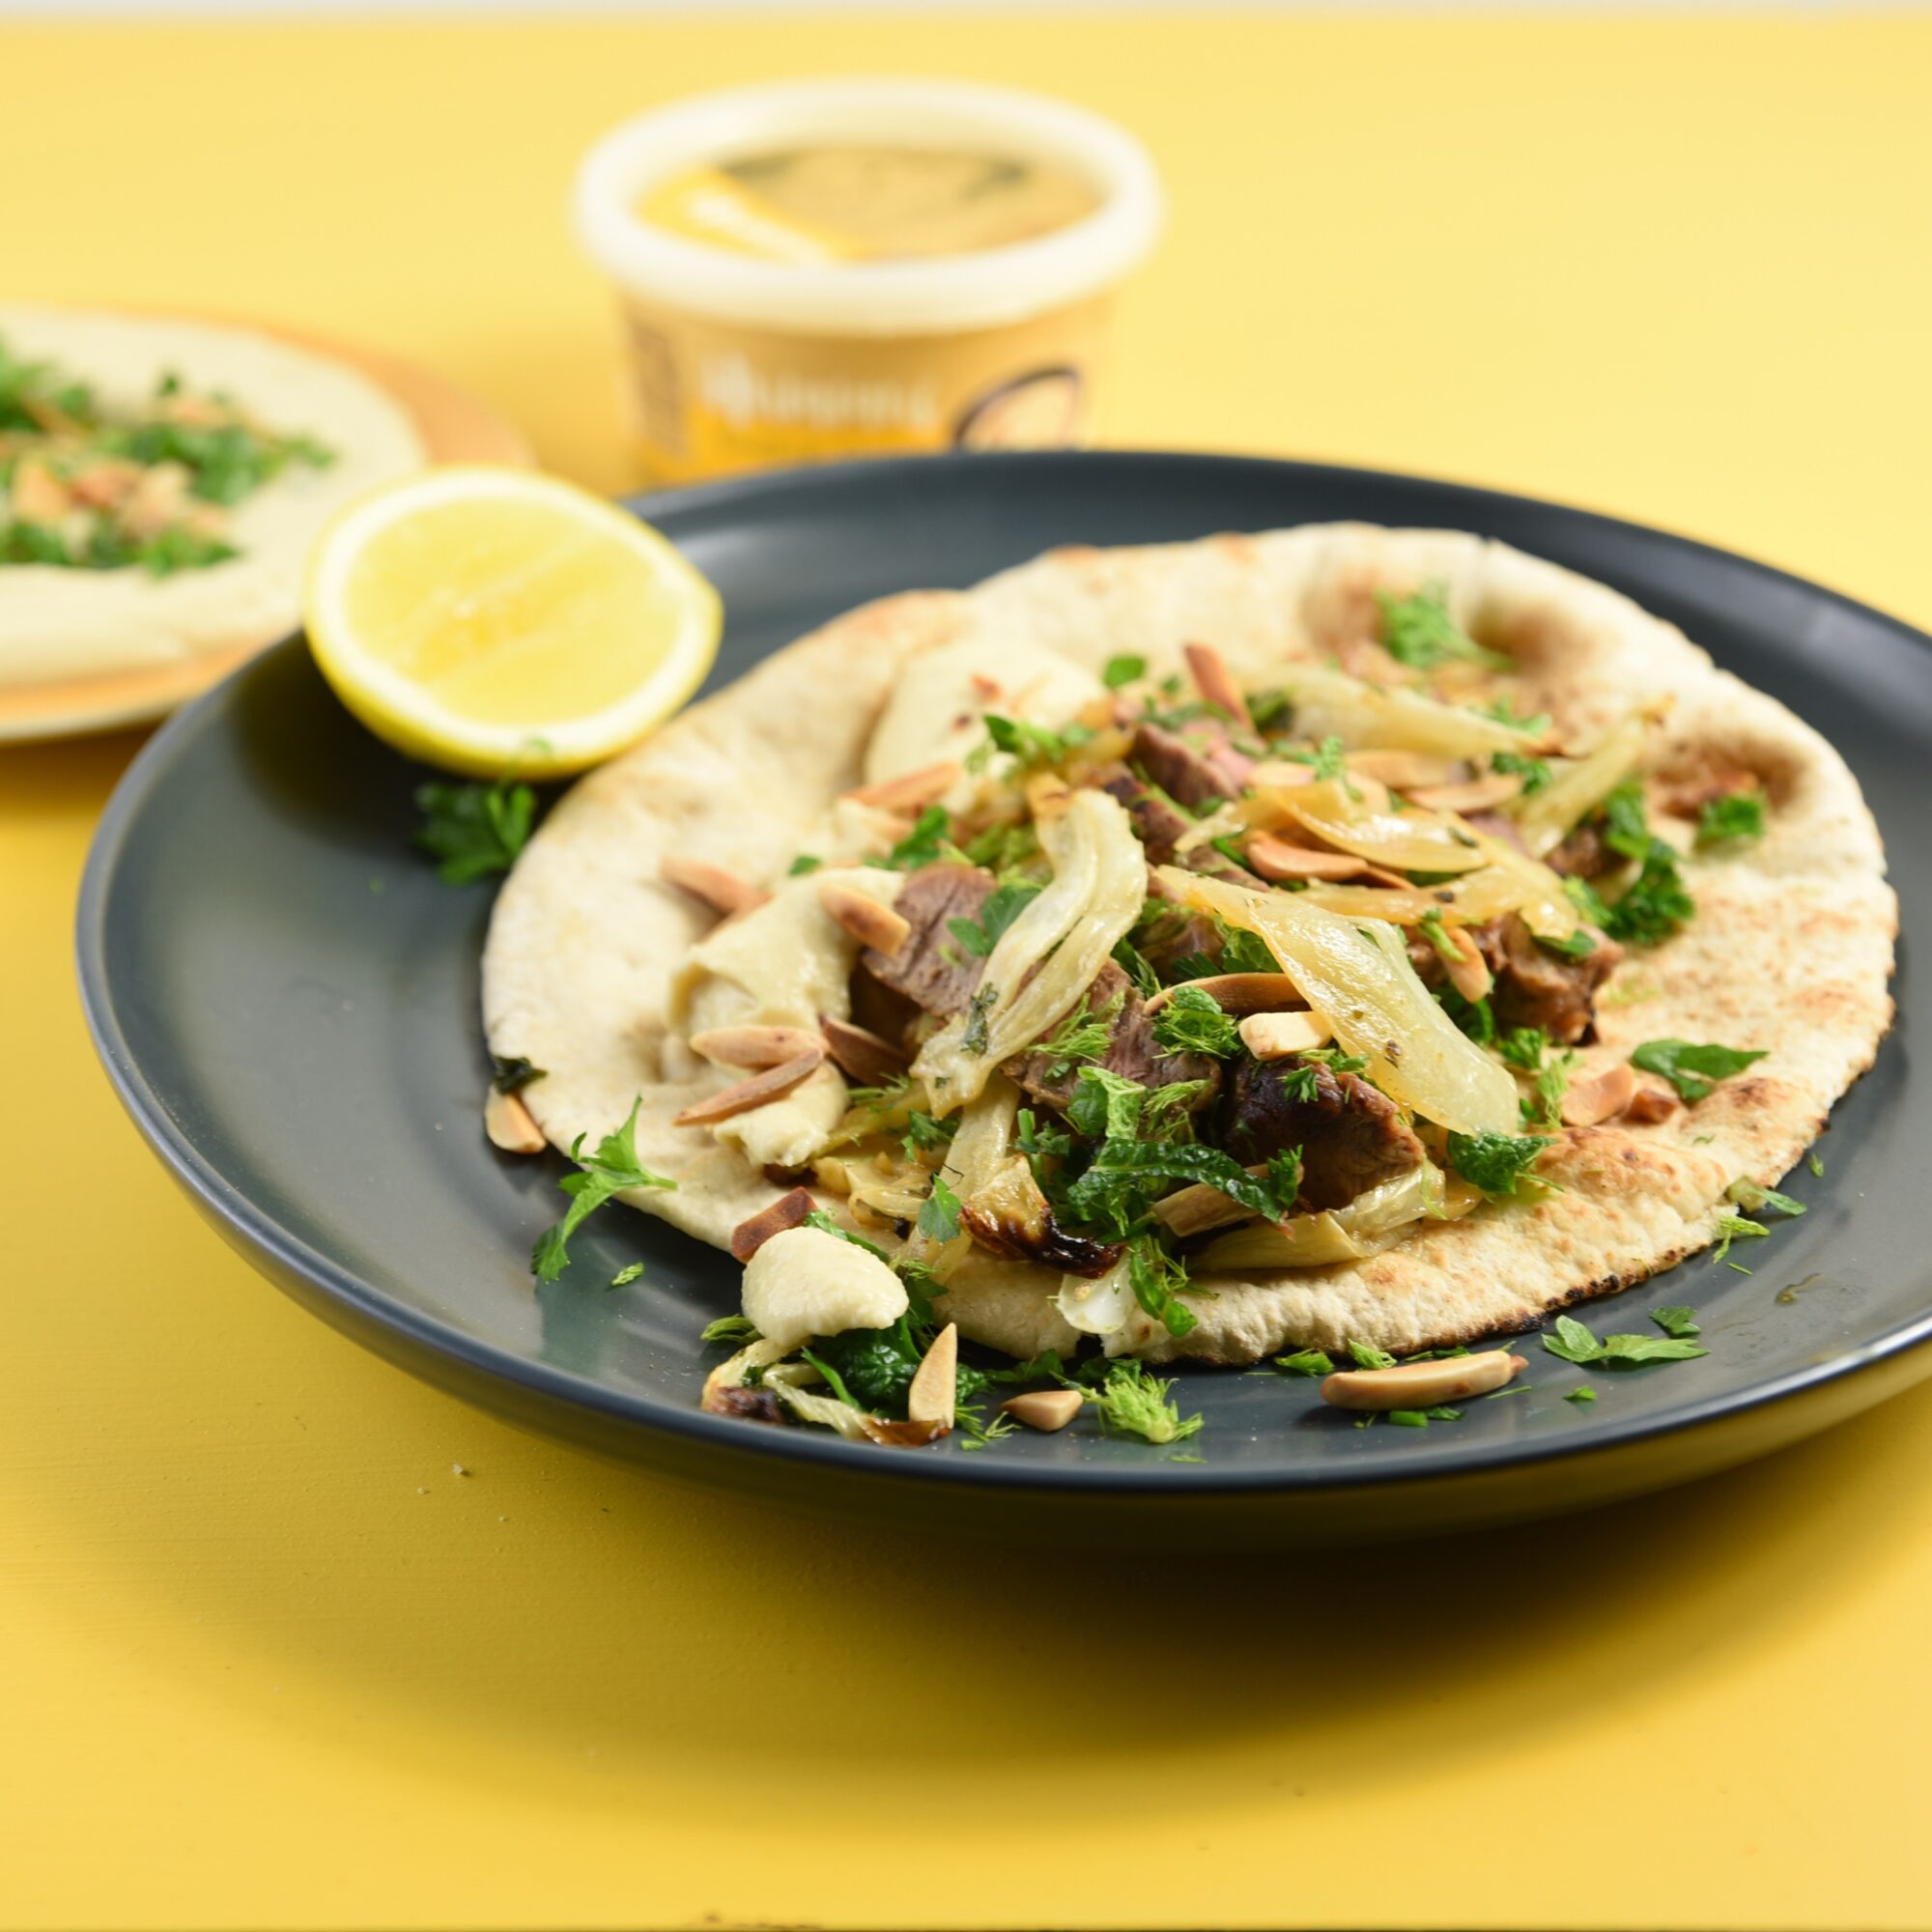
1001,1389,1084,1433
674,1049,825,1126
906,1321,958,1434
861,1414,949,1447
484,1088,545,1155
841,761,963,812
660,853,768,917
1443,925,1494,1004
689,1023,821,1069
68,457,143,510
120,460,191,538
1622,1073,1681,1124
1321,1350,1526,1410
1347,749,1463,789
1238,1010,1335,1059
1183,641,1253,730
817,878,911,956
1024,772,1074,820
1144,972,1305,1016
728,1186,817,1263
11,459,71,524
819,1015,909,1085
1406,773,1525,813
1561,1062,1640,1127
1245,832,1378,883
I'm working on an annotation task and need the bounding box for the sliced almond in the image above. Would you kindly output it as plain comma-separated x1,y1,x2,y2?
674,1049,825,1126
1622,1073,1681,1124
1238,1010,1335,1060
819,1015,910,1085
1347,749,1463,789
729,1186,817,1263
1183,641,1253,730
689,1023,821,1069
1001,1388,1084,1434
1320,1350,1526,1410
861,1414,948,1447
841,761,962,812
484,1087,545,1155
1245,832,1378,884
10,459,71,524
817,878,911,956
1144,973,1303,1016
1561,1062,1640,1128
1442,925,1493,1004
906,1321,959,1435
1406,774,1525,814
660,853,768,918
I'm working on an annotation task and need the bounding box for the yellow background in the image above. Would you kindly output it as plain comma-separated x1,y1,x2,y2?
4,14,1931,1930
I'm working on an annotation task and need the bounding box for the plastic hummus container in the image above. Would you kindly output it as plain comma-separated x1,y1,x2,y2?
573,79,1163,482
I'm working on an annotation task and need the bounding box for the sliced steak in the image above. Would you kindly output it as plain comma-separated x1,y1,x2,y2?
1547,819,1615,879
1218,1054,1425,1212
1130,721,1251,811
1093,762,1263,887
860,863,995,1019
1480,913,1622,1044
1004,960,1221,1116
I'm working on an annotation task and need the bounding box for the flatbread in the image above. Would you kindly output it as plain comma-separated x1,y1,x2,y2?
483,527,1895,1362
0,304,425,688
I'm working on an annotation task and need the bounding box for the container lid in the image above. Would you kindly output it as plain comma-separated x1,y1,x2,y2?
573,78,1164,337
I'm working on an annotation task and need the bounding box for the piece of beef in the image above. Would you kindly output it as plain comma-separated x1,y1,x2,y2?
860,863,995,1018
1093,762,1263,887
1004,960,1221,1117
1479,914,1623,1044
1130,721,1251,811
1218,1054,1426,1213
1547,820,1615,879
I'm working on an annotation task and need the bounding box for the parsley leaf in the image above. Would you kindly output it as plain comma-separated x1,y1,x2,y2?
786,853,823,875
701,1314,758,1345
1652,1305,1700,1338
1127,1235,1197,1338
1601,1332,1710,1364
531,1097,674,1281
947,880,1041,958
415,777,536,885
1601,778,1651,861
1102,653,1147,689
1035,992,1122,1080
1151,983,1242,1060
900,1109,958,1160
1603,840,1695,946
490,1054,546,1094
1492,748,1551,793
1712,1212,1768,1261
1087,1358,1204,1445
1631,1038,1767,1102
916,1176,962,1243
884,806,954,870
1376,583,1511,672
977,713,1094,771
1446,1130,1554,1196
1543,1314,1603,1363
1696,790,1767,848
1498,1026,1549,1072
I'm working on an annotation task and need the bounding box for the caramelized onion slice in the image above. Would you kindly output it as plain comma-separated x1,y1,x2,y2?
1283,665,1547,760
1160,870,1520,1135
1508,710,1648,857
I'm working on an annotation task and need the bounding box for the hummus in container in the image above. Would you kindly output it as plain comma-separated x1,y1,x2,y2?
574,80,1162,482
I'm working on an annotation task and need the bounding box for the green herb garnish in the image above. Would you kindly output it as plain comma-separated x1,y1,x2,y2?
1151,982,1242,1060
415,777,536,885
1376,583,1511,672
1695,791,1767,848
1446,1131,1555,1196
531,1097,674,1282
1630,1038,1767,1102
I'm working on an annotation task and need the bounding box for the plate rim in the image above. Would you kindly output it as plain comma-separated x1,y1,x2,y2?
74,446,1932,1499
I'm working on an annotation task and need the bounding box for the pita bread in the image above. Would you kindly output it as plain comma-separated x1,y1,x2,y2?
482,527,1895,1363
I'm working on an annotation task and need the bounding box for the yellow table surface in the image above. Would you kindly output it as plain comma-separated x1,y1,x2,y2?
5,14,1931,1931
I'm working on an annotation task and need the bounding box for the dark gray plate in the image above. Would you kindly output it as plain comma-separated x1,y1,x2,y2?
76,453,1928,1546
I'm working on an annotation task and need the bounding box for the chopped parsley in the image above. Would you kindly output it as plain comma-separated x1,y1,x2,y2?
1652,1305,1700,1338
1565,1385,1598,1406
1520,1048,1577,1130
1492,749,1552,793
900,1109,957,1160
915,1176,962,1243
701,1314,759,1345
490,1054,546,1094
1126,1235,1197,1339
1034,991,1123,1079
959,984,998,1056
1438,987,1495,1044
1585,781,1695,945
1712,1212,1768,1262
960,820,1039,877
1101,653,1147,689
1151,983,1242,1060
974,713,1095,771
1416,908,1463,966
1445,1131,1554,1196
1376,583,1511,673
1348,1339,1399,1370
786,853,823,875
609,1262,644,1289
1630,1038,1767,1102
415,776,536,885
1726,1178,1806,1219
1248,687,1292,731
1544,1311,1708,1367
1695,790,1767,848
531,1097,674,1282
1498,1026,1550,1072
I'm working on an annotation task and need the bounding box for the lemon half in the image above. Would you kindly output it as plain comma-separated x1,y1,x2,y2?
303,466,721,779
